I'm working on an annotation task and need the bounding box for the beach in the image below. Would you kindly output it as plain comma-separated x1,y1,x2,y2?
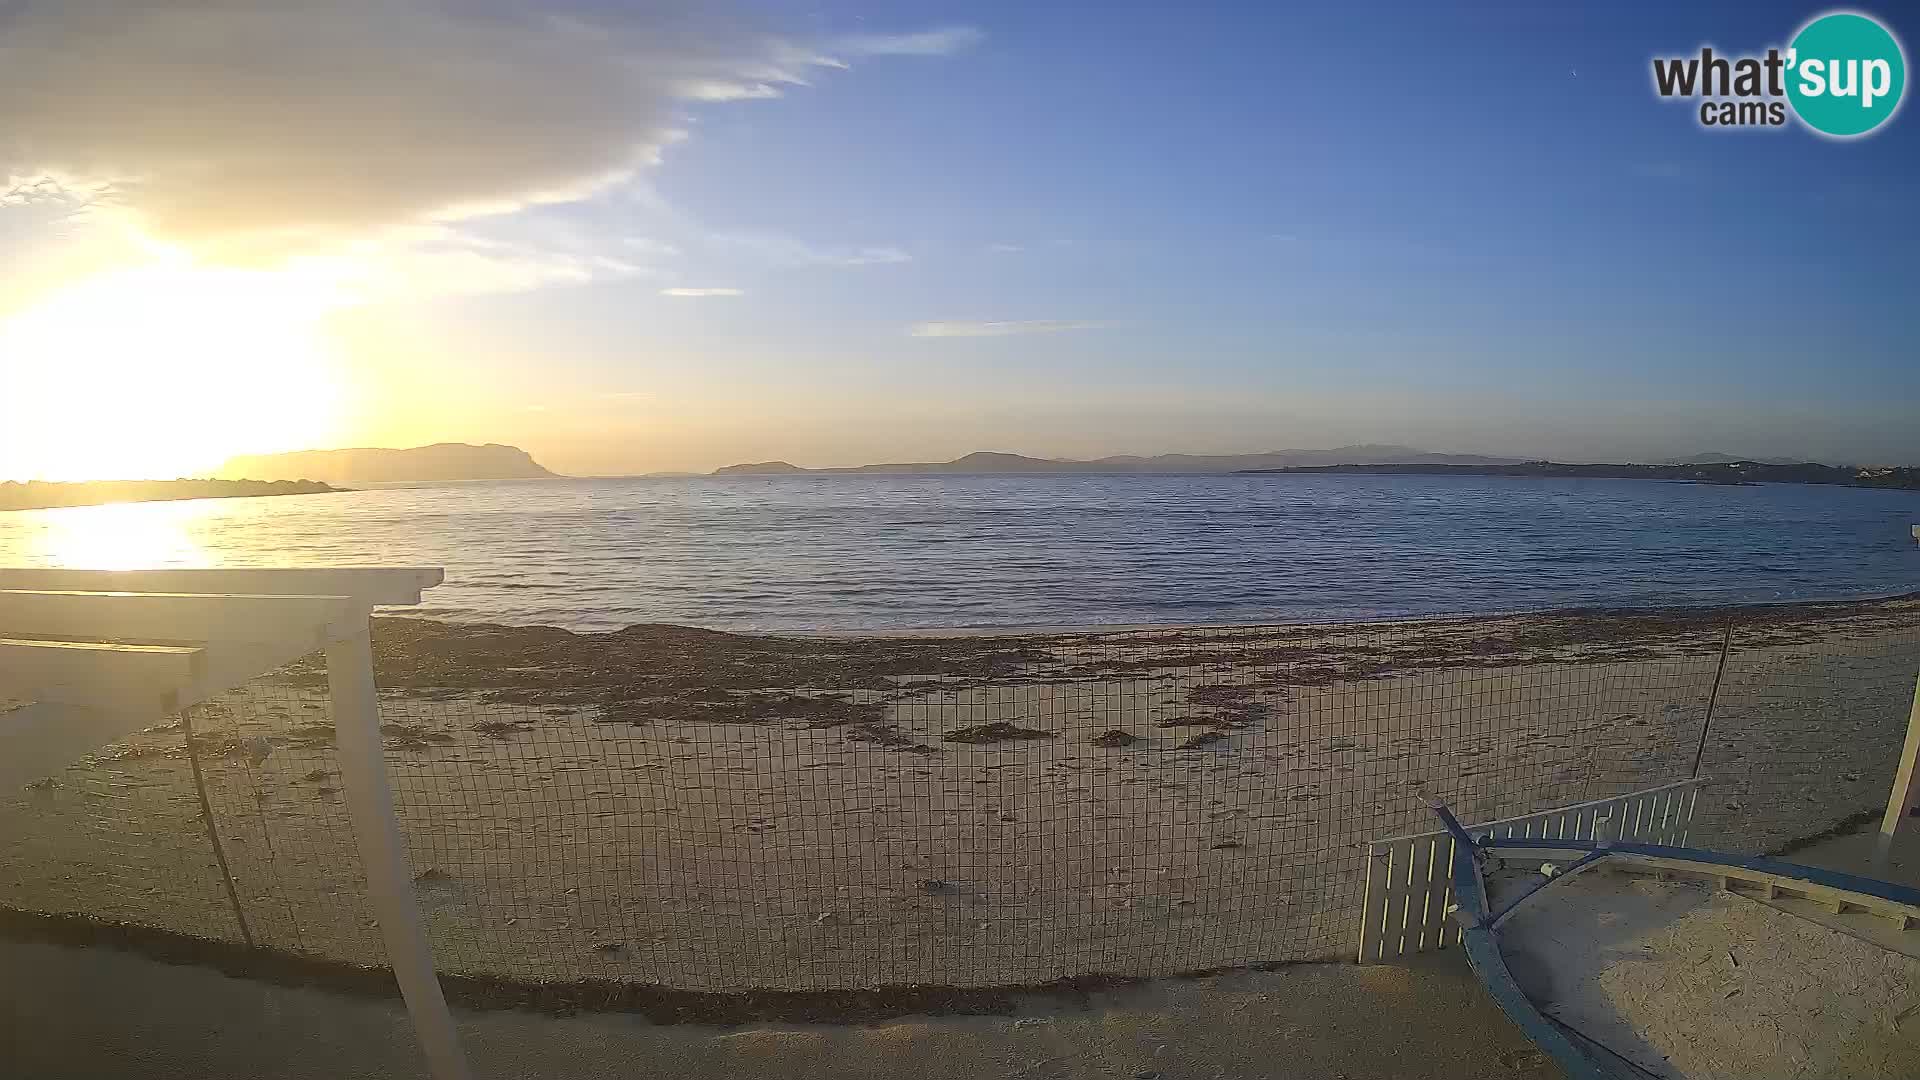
2,597,1917,995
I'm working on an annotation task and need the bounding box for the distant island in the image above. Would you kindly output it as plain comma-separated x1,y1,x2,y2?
1240,460,1920,490
0,478,339,512
219,443,557,485
714,445,1523,475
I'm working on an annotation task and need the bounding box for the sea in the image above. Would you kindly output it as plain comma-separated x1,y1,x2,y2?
1,474,1915,632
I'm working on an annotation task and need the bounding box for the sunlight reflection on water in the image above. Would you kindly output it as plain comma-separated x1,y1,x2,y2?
16,499,213,570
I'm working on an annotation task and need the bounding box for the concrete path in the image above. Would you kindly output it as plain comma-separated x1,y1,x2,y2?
7,824,1916,1080
1,943,1556,1080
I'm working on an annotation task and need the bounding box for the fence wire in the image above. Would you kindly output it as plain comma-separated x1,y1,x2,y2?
1,602,1915,994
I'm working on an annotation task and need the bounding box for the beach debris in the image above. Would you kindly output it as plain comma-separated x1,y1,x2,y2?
846,722,940,754
245,736,274,766
1180,730,1231,749
943,721,1055,744
413,867,448,884
299,768,333,783
593,941,627,953
1092,730,1139,748
1185,684,1271,727
314,786,339,797
473,720,532,740
1210,840,1242,850
285,721,337,745
921,878,953,893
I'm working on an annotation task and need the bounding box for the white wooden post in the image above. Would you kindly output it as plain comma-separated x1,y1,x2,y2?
326,625,471,1080
1876,671,1920,869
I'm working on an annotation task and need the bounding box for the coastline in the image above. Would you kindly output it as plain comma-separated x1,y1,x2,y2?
776,590,1920,639
0,478,343,513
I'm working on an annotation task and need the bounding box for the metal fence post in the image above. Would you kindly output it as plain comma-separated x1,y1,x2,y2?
179,703,255,948
327,625,471,1080
1689,618,1735,779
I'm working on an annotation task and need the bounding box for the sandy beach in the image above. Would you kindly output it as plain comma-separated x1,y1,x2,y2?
2,597,1917,995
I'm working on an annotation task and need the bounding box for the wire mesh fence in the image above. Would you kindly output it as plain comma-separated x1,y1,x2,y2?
1,599,1915,995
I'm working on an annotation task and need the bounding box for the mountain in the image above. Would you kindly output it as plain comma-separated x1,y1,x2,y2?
1240,460,1920,490
1661,452,1820,466
713,445,1522,475
713,461,808,475
219,443,558,484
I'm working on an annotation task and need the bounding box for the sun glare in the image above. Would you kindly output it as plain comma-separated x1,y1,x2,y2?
0,263,348,482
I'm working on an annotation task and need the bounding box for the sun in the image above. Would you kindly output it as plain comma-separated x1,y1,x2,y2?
0,262,348,482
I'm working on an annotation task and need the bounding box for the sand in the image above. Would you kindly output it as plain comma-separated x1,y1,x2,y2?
1499,874,1920,1079
1,598,1916,994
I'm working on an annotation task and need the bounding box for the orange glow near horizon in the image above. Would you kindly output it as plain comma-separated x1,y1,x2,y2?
0,262,349,482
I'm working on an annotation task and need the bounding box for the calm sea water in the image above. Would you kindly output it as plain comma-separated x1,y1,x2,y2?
1,474,1916,631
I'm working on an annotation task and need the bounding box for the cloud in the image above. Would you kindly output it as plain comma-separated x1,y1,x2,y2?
836,27,985,56
987,242,1025,254
623,236,682,257
263,221,654,303
0,2,980,257
909,320,1109,338
712,232,912,268
661,287,743,297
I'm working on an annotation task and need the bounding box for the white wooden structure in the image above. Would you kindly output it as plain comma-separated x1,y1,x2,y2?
0,567,470,1080
1877,668,1920,866
1356,779,1707,963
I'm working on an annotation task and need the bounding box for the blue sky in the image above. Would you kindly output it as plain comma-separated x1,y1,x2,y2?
3,1,1916,476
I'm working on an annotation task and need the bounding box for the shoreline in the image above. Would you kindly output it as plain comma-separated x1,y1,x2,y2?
764,589,1920,640
0,478,344,513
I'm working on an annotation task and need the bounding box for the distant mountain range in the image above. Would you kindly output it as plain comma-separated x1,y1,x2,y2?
220,443,557,484
714,445,1524,475
1661,452,1819,466
1242,460,1920,490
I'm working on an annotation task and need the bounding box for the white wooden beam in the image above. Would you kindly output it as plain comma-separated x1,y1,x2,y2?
0,590,364,648
0,638,204,700
327,626,470,1080
1876,672,1920,868
0,568,442,607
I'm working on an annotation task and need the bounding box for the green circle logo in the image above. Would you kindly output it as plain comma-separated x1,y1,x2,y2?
1787,12,1907,137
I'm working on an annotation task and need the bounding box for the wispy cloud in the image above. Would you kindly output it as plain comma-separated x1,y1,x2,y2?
713,232,911,268
661,286,742,297
836,27,985,57
285,223,653,302
986,242,1025,254
623,236,681,256
909,320,1109,338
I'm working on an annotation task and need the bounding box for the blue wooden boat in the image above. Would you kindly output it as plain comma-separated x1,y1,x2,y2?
1431,800,1920,1079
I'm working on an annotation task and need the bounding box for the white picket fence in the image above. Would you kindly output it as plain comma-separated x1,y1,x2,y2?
1355,778,1707,963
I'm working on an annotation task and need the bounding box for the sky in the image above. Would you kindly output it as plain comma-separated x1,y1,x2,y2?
1,0,1916,480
